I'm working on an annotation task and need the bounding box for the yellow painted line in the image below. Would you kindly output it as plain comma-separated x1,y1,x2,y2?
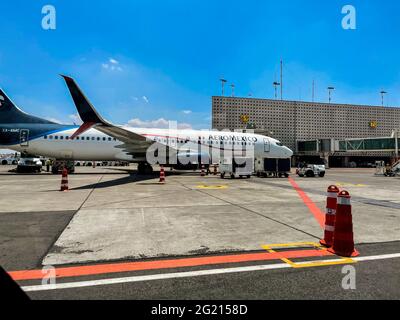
262,242,356,269
288,258,356,269
196,185,229,190
262,242,323,249
336,183,367,187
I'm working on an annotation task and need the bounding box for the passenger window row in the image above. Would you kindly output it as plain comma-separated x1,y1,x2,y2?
44,135,117,142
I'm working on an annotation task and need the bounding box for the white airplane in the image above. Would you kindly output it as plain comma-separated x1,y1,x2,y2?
0,76,293,174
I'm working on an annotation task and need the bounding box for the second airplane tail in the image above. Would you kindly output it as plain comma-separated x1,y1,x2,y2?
0,88,55,124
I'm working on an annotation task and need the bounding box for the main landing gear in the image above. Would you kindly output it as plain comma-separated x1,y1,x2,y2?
137,162,154,175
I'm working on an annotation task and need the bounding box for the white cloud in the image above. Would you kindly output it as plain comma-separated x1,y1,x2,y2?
69,113,83,125
45,117,63,124
43,113,83,125
182,110,192,115
126,118,192,130
142,96,149,103
101,58,123,72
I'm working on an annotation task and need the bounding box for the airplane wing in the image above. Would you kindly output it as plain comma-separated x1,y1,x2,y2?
61,75,154,156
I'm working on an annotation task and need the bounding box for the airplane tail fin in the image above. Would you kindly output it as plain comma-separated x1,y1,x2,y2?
0,88,55,124
61,75,111,138
61,75,108,124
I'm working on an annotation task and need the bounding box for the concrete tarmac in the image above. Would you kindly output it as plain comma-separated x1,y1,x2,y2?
0,165,399,299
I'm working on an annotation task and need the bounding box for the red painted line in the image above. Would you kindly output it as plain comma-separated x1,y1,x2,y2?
9,249,332,281
288,177,325,228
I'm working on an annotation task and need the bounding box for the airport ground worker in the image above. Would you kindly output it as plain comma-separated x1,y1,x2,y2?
46,159,51,172
385,163,392,176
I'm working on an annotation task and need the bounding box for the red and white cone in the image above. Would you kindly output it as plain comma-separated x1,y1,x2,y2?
328,190,359,257
60,168,69,192
159,165,166,184
320,185,340,247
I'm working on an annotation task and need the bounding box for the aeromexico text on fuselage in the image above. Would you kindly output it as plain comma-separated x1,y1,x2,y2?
207,134,258,143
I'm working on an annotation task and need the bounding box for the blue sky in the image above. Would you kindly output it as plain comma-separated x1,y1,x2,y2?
1,0,400,131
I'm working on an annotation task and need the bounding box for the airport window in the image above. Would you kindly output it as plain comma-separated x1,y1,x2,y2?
92,137,95,141
108,137,112,141
103,137,106,141
66,136,69,140
60,136,64,140
87,137,90,141
97,137,100,141
44,135,48,139
55,136,58,140
113,138,117,141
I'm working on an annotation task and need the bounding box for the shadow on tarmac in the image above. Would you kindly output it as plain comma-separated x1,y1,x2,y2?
69,170,208,190
71,173,157,190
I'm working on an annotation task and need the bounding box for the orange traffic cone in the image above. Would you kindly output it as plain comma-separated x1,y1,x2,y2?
328,190,359,257
60,168,69,191
159,165,166,183
320,185,340,247
201,165,205,177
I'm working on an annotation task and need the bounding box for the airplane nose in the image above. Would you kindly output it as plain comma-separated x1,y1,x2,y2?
285,147,293,157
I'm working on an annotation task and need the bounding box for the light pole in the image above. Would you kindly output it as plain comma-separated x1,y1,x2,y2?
220,78,227,96
327,86,335,103
231,83,235,97
273,82,280,100
280,59,283,100
380,90,387,107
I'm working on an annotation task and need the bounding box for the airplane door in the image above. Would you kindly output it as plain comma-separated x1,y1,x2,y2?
264,138,270,152
20,129,29,147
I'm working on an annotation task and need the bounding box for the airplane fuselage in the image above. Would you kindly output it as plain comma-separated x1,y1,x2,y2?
0,123,293,163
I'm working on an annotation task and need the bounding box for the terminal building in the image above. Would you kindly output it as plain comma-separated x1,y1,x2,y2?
212,96,400,167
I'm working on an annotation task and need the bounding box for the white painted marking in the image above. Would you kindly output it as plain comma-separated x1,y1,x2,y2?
22,263,290,292
22,253,400,292
353,253,400,262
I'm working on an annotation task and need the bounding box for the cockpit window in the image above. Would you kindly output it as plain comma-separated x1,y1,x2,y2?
276,142,284,146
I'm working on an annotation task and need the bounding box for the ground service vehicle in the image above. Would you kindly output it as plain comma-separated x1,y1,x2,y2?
16,157,43,173
297,164,326,178
255,158,291,178
1,157,18,165
220,157,254,179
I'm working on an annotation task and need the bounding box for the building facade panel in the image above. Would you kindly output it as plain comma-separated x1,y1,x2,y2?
212,96,400,152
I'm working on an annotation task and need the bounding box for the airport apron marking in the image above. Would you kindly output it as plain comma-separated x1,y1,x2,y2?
262,242,355,268
20,253,400,292
336,183,367,187
288,177,325,228
196,185,228,190
9,249,332,281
